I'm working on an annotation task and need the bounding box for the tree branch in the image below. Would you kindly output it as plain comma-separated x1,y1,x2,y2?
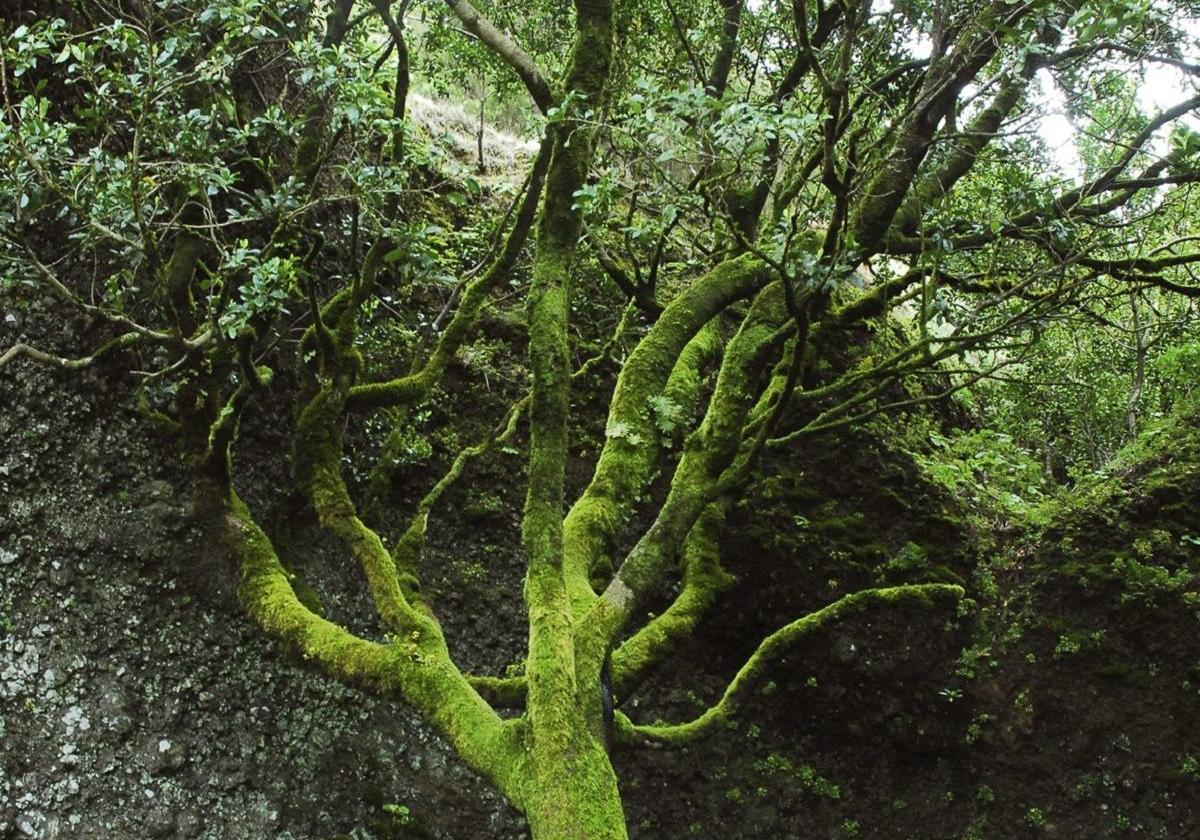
561,255,773,616
614,584,964,746
345,134,554,413
0,332,143,371
442,0,556,113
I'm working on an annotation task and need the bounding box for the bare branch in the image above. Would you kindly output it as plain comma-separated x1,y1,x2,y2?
0,332,142,371
442,0,556,113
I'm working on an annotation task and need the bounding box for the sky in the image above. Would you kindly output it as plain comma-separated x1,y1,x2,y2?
863,0,1200,180
1037,54,1200,180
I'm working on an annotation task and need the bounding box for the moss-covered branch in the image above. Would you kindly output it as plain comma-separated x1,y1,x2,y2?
562,254,772,615
468,673,528,708
582,283,790,648
294,385,425,632
0,331,144,372
609,501,733,698
345,136,553,413
614,584,965,747
220,489,526,806
511,2,639,836
661,319,726,447
291,246,433,630
521,6,609,704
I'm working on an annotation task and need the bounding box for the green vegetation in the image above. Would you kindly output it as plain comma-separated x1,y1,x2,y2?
4,1,1200,838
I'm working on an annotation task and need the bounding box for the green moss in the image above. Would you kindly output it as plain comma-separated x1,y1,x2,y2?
292,384,424,627
1035,403,1200,599
347,143,551,416
517,725,627,840
562,254,772,616
467,674,527,708
582,280,788,658
619,584,964,746
611,502,734,696
285,566,325,616
222,490,528,806
662,320,724,444
512,10,634,830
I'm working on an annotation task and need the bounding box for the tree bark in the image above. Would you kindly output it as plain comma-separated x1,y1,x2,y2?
521,727,627,840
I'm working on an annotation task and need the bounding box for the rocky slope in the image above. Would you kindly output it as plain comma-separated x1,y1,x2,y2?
2,301,1199,839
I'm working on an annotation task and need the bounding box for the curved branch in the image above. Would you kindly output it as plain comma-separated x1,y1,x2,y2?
615,584,965,747
581,283,792,652
561,254,773,615
221,489,526,805
345,135,554,413
468,673,528,708
609,501,733,698
0,332,142,371
370,0,412,160
442,0,556,113
294,386,426,631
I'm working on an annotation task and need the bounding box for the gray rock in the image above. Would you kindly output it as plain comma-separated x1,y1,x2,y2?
48,564,74,589
175,809,203,838
143,804,175,837
139,737,187,775
43,667,68,689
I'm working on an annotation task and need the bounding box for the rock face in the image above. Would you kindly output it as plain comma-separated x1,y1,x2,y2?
610,407,1200,839
0,359,524,840
3,305,1199,839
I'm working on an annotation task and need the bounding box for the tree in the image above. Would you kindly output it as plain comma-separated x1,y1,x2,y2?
3,1,1199,837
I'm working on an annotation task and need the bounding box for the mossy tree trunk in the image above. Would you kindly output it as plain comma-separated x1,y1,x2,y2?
192,0,978,824
516,2,625,835
517,725,627,840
